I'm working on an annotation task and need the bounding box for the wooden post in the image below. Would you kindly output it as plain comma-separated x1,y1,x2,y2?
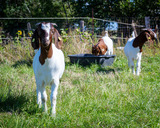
27,22,32,37
79,20,84,41
145,17,150,28
27,22,31,32
131,20,138,37
80,20,84,34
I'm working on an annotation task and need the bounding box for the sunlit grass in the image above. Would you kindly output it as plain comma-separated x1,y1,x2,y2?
0,35,160,127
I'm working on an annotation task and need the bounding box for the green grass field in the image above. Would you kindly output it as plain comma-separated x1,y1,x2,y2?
0,37,160,127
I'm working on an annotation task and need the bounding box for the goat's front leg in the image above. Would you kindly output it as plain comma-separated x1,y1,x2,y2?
50,79,59,116
128,57,135,74
136,54,142,76
39,82,47,113
36,81,42,108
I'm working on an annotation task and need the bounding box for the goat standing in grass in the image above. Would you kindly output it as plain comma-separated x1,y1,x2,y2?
31,22,65,116
124,29,157,76
92,31,113,56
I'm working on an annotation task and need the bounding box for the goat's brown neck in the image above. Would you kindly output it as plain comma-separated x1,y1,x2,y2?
132,33,147,52
39,42,53,65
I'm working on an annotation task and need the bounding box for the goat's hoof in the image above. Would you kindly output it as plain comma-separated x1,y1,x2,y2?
136,73,139,76
51,113,56,118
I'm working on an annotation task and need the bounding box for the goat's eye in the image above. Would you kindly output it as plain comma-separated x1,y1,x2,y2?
46,25,50,29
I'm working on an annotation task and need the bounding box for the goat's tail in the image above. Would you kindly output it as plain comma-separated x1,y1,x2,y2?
131,31,136,38
105,31,109,37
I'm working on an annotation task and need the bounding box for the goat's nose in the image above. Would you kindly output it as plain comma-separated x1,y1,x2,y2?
41,42,46,47
44,39,50,46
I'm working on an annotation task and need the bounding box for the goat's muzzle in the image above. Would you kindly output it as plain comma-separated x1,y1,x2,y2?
41,38,50,47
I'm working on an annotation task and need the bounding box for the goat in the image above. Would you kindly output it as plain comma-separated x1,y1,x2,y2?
31,22,65,116
92,31,113,56
124,29,157,75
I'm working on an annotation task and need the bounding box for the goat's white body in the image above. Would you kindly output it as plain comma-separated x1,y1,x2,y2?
124,37,142,75
34,49,39,54
33,44,65,115
102,34,113,55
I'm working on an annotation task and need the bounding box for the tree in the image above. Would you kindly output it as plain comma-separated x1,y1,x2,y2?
0,0,75,36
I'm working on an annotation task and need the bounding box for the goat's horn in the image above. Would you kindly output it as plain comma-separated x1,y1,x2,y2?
35,22,41,26
51,23,58,27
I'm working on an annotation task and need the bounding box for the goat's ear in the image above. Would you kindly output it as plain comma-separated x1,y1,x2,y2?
31,29,40,50
145,32,152,43
53,28,63,49
50,23,58,33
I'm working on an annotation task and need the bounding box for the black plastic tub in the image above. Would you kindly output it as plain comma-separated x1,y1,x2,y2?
68,54,116,67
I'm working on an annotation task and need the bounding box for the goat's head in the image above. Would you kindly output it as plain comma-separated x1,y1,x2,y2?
133,29,157,52
92,43,100,56
92,39,107,56
31,22,63,50
143,29,157,43
36,22,57,47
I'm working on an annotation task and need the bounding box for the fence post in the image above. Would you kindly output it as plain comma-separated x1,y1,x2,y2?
79,20,84,41
80,20,84,34
132,20,138,37
27,22,32,37
145,17,150,28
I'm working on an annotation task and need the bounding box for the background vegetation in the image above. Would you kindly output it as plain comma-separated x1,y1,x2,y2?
1,0,159,18
0,33,160,127
0,0,160,36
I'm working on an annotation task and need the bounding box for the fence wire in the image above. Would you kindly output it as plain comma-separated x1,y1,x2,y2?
0,17,159,45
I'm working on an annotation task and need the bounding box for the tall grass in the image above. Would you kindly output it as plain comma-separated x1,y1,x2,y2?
0,32,160,127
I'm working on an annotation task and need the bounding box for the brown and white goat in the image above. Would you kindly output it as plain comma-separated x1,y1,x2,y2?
31,22,65,116
124,29,157,75
92,31,113,56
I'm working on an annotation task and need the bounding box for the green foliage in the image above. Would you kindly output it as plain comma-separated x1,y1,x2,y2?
71,0,160,18
0,0,74,35
0,0,159,37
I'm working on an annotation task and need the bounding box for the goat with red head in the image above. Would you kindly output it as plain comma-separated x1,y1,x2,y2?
31,22,65,116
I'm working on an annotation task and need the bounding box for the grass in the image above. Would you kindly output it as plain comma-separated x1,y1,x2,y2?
0,36,160,127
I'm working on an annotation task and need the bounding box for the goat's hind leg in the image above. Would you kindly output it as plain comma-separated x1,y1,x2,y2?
129,58,135,75
50,79,59,116
127,58,131,73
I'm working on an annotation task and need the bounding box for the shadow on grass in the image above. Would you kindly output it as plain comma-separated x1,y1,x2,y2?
65,61,97,68
66,62,123,74
96,67,123,74
12,59,33,68
0,94,28,113
0,92,38,115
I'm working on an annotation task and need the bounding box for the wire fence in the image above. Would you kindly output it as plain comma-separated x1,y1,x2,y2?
0,17,159,45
